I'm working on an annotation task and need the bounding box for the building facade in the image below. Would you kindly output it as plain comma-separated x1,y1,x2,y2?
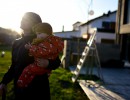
54,11,117,44
116,0,130,66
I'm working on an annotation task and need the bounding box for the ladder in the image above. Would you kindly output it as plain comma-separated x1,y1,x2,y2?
72,46,90,83
60,55,65,67
72,28,103,83
61,55,65,64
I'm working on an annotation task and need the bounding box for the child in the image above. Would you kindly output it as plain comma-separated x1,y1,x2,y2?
17,22,64,88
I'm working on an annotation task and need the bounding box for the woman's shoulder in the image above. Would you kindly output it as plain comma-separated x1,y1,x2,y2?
12,37,23,47
14,37,23,43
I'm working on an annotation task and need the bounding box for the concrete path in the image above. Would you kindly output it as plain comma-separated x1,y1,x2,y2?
99,67,130,100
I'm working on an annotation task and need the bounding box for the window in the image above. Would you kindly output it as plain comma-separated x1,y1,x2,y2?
125,0,130,24
110,22,116,30
102,21,115,29
101,39,115,44
102,21,110,29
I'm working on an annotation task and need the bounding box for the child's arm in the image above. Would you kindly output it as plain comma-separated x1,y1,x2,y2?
29,36,64,58
29,42,58,58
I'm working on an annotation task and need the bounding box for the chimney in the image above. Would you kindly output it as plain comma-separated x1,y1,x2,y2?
62,25,64,32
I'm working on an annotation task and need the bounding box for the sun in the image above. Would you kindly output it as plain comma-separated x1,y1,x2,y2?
0,11,24,34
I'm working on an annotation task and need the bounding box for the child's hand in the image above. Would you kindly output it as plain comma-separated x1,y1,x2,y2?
25,43,31,49
37,58,49,68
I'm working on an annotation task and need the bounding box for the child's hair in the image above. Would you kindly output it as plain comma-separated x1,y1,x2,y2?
32,22,53,35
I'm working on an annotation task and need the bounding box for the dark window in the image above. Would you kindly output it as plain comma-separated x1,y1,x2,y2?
110,22,115,30
102,21,110,29
102,21,115,29
101,39,115,44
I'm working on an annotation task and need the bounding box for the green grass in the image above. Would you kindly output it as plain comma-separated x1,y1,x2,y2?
0,45,89,100
0,46,12,80
49,68,88,100
0,45,14,100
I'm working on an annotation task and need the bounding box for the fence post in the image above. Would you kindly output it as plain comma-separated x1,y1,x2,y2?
62,40,71,69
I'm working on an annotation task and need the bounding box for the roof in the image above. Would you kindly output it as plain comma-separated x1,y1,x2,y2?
72,21,82,26
81,10,117,26
54,30,79,34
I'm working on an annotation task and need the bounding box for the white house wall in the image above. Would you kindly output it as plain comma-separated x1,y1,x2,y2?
80,26,87,36
91,13,116,28
54,11,116,42
96,32,116,43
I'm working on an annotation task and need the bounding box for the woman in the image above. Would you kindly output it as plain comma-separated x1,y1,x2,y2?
0,12,61,100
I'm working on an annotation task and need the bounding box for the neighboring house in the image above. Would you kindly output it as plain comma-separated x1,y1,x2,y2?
54,10,117,43
72,21,82,31
80,10,117,43
54,21,81,39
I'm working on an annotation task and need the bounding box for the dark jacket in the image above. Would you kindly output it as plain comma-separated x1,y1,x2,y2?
1,35,61,100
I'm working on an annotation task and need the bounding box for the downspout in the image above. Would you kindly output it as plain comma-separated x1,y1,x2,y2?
116,0,122,44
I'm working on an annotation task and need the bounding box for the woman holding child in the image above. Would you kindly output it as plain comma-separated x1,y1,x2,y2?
0,12,61,100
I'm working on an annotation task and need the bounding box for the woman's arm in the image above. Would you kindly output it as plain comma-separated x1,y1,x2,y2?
48,56,61,70
0,64,15,85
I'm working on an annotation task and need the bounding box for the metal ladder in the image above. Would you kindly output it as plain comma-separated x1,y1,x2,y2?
72,28,103,83
72,45,90,82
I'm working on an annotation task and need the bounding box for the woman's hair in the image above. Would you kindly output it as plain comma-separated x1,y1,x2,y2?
23,12,42,24
20,12,42,31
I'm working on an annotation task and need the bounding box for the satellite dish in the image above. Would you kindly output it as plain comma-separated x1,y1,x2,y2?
88,10,94,15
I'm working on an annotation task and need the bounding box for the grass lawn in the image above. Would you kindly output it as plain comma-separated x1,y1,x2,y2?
49,67,89,100
0,45,89,100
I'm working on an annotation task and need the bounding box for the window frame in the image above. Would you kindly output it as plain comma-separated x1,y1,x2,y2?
120,0,130,34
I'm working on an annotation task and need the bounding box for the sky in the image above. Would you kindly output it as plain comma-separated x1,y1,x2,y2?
0,0,118,33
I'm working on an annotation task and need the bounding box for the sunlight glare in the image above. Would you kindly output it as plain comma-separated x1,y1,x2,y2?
0,12,24,34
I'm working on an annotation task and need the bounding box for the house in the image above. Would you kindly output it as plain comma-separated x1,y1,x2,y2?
116,0,130,67
72,21,82,31
58,10,124,68
54,10,117,44
80,10,117,43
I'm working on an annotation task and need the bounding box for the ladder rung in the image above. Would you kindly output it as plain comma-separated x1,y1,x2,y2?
77,65,81,69
82,52,86,56
72,76,77,82
74,70,79,75
80,59,84,63
85,46,89,50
